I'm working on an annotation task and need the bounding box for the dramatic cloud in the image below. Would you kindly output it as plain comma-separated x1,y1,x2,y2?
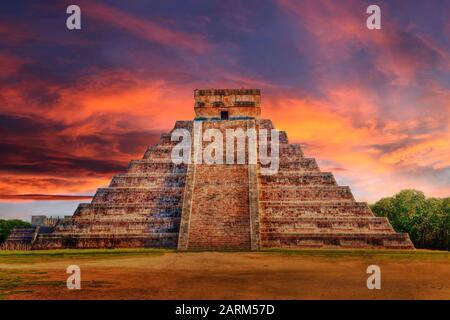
0,0,448,220
82,2,210,54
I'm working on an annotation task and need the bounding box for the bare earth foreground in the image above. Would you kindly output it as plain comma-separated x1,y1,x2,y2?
0,249,449,300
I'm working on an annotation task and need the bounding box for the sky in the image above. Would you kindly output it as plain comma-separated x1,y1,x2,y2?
0,0,449,220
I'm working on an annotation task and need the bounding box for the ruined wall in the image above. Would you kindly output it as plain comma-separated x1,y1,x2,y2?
194,89,261,120
0,227,37,250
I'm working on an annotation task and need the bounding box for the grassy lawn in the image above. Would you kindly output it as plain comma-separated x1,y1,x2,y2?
0,248,449,300
0,248,171,264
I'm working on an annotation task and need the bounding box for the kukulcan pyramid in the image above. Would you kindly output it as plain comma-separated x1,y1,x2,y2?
3,89,414,250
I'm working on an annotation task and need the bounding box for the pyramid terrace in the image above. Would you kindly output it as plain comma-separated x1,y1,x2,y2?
2,89,414,250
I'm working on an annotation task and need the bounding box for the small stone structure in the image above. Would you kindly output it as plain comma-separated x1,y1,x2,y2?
31,215,71,227
2,89,414,250
1,216,68,250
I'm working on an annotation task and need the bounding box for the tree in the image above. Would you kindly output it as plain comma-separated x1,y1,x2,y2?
371,190,450,250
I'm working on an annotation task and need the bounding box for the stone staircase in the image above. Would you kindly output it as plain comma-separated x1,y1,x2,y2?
257,120,413,249
32,121,193,249
177,120,253,250
185,164,251,249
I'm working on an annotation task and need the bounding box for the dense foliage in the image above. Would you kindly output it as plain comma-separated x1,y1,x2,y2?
0,219,31,243
371,190,450,250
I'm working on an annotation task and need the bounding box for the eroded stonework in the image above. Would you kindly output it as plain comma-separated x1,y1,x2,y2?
2,89,414,250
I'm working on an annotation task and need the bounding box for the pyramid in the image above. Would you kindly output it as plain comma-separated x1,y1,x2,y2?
23,89,413,250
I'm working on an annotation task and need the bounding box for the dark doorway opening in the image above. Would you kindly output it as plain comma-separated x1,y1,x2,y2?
220,111,229,120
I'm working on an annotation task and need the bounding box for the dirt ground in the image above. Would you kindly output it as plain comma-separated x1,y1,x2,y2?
0,249,449,300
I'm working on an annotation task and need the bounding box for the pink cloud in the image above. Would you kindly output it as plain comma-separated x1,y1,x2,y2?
278,0,449,86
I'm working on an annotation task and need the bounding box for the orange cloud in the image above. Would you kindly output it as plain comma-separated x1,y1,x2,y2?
0,69,196,200
264,84,450,202
0,0,448,210
0,174,109,198
379,134,450,170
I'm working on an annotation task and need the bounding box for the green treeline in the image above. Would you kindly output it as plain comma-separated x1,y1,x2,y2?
0,219,31,243
371,190,450,250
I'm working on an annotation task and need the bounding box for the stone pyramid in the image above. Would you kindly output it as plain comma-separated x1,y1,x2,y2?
26,89,413,250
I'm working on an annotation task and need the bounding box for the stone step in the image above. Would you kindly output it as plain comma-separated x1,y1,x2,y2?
266,171,329,176
32,233,179,249
260,217,394,233
55,217,181,234
279,148,305,163
257,119,275,130
261,232,414,249
70,217,180,223
92,187,184,204
138,151,308,168
133,156,310,169
279,144,304,156
142,146,304,164
143,145,175,159
260,201,373,217
173,120,193,130
143,154,174,162
259,172,336,186
194,165,250,184
74,203,182,218
76,203,182,208
278,154,304,162
260,186,354,201
127,160,187,174
159,133,175,144
277,158,319,170
110,173,186,188
185,164,251,250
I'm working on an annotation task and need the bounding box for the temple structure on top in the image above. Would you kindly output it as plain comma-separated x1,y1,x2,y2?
1,89,414,250
194,89,261,120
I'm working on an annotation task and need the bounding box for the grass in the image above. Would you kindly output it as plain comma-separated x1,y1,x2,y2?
0,267,113,299
259,248,450,261
0,269,45,299
0,248,171,264
0,247,448,263
0,248,449,299
0,248,173,257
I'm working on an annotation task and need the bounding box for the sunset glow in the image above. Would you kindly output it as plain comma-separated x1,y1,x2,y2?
0,0,449,219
